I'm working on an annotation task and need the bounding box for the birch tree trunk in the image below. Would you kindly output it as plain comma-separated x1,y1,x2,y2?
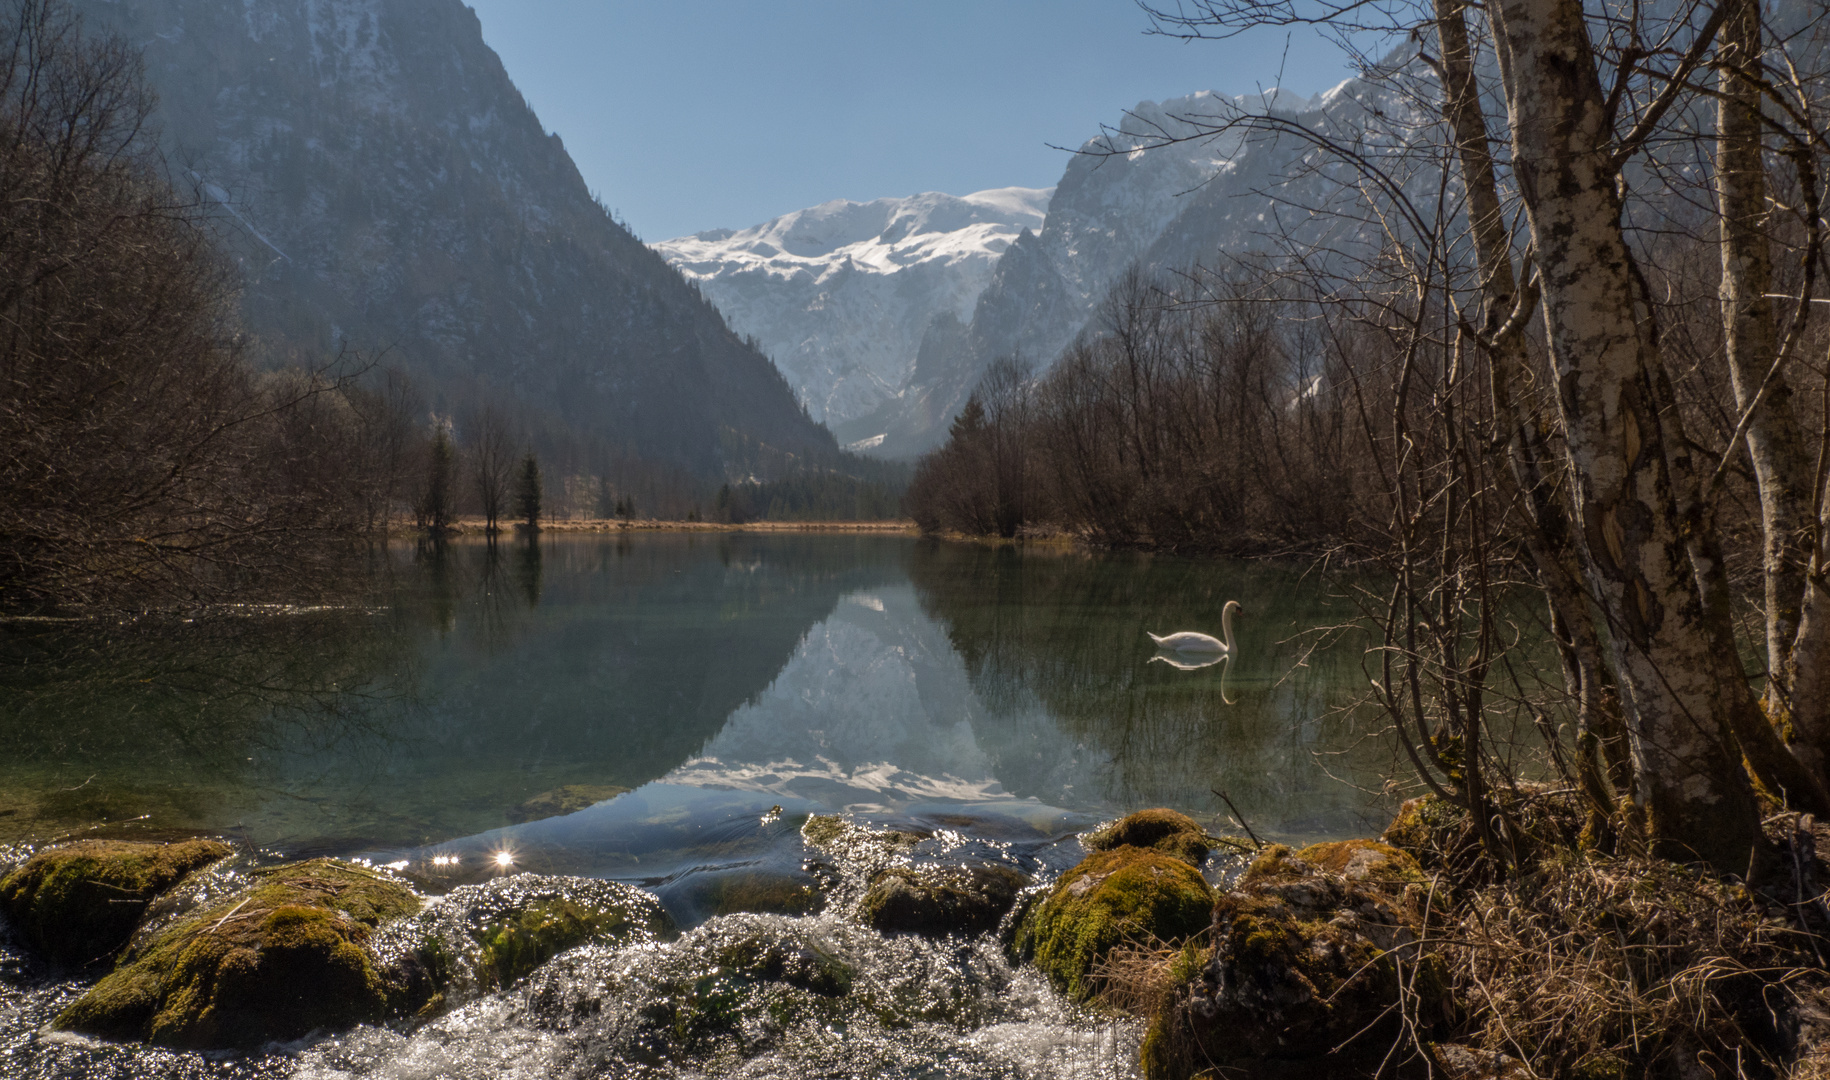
1485,0,1763,871
1432,0,1633,819
1713,0,1830,782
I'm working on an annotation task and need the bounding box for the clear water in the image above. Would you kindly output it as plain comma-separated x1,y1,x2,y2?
0,534,1400,1079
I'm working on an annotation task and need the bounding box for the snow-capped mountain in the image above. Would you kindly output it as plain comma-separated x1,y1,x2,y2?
654,188,1051,429
806,85,1405,459
70,0,835,477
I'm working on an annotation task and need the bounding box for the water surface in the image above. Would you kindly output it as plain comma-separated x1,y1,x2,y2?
0,533,1400,1079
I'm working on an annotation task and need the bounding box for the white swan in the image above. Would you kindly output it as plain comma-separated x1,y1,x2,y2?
1148,600,1240,654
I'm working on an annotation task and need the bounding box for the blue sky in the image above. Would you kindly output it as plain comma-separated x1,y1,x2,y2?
464,1,1349,241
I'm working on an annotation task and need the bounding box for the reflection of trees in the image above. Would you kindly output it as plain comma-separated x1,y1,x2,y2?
0,605,420,837
1,535,920,849
906,542,1395,838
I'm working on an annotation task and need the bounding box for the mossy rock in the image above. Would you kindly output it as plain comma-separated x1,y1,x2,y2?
675,870,823,921
801,814,925,853
619,919,855,1058
377,873,676,1008
1143,847,1452,1079
1012,847,1214,1000
507,784,629,824
1294,840,1424,884
858,864,1028,938
1084,809,1211,867
55,859,422,1049
0,839,231,968
1381,795,1468,872
469,882,671,989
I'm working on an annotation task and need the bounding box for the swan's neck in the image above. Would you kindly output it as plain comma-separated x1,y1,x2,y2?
1221,604,1236,652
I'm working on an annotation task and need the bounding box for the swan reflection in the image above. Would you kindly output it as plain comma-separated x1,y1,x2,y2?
1148,651,1236,704
1149,652,1224,671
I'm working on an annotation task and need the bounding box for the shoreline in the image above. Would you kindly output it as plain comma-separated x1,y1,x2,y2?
422,518,919,536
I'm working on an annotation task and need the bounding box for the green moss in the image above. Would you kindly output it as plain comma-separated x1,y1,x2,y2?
1084,809,1210,867
507,784,630,824
1295,840,1425,883
1238,843,1306,884
801,814,848,847
54,858,422,1050
0,839,231,968
1012,847,1214,1000
475,897,642,989
682,871,823,919
1572,1052,1631,1080
857,864,1027,938
1381,795,1468,871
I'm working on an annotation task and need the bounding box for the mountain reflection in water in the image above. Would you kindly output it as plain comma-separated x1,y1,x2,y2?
1,534,1392,858
0,534,1421,1080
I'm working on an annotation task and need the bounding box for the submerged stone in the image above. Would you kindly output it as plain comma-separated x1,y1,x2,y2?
522,913,860,1063
0,839,231,968
1012,847,1214,1000
55,858,422,1050
673,869,824,921
508,784,630,824
374,873,676,1016
858,864,1028,938
1084,809,1211,868
1142,844,1450,1079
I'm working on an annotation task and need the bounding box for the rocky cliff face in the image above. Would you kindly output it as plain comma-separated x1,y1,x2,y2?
821,86,1404,459
72,0,834,476
654,188,1050,431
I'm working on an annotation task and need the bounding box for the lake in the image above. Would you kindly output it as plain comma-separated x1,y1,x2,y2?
1,533,1403,1079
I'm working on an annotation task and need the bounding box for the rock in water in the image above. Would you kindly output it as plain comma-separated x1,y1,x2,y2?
1141,843,1450,1079
1013,847,1214,1000
859,865,1029,938
1083,809,1212,868
378,873,676,1002
55,859,422,1049
0,839,231,968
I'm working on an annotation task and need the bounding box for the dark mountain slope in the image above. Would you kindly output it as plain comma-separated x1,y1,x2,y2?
72,0,834,476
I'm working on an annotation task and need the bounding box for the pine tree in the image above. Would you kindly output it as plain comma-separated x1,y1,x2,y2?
421,425,455,534
516,452,542,530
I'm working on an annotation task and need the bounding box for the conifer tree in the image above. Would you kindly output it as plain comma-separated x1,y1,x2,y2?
421,425,455,534
516,452,542,530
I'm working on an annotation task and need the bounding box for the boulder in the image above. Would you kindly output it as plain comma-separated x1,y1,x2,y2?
858,864,1028,938
381,873,676,1001
1141,844,1451,1079
0,839,231,968
55,858,422,1049
672,869,824,921
1013,847,1214,1000
1084,809,1211,868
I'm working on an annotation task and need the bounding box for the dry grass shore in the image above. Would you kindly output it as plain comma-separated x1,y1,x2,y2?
432,518,917,535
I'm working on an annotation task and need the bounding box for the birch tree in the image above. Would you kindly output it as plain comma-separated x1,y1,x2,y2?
1140,0,1830,872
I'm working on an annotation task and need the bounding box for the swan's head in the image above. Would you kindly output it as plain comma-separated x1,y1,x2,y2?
1223,600,1242,616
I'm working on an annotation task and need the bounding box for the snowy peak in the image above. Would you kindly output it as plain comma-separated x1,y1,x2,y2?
660,187,1051,280
652,187,1052,426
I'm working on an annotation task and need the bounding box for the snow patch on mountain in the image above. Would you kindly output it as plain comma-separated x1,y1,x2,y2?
654,187,1052,425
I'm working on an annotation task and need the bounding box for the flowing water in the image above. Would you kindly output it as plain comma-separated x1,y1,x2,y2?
0,534,1405,1079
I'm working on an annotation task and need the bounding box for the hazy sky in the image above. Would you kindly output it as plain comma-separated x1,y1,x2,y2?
463,1,1349,241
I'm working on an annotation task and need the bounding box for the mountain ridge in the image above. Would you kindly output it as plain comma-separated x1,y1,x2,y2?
71,0,835,479
654,186,1050,427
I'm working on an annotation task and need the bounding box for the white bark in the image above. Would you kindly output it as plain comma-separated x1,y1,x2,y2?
1486,0,1762,870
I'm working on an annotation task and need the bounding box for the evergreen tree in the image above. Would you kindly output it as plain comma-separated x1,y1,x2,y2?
516,452,542,530
420,425,455,534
